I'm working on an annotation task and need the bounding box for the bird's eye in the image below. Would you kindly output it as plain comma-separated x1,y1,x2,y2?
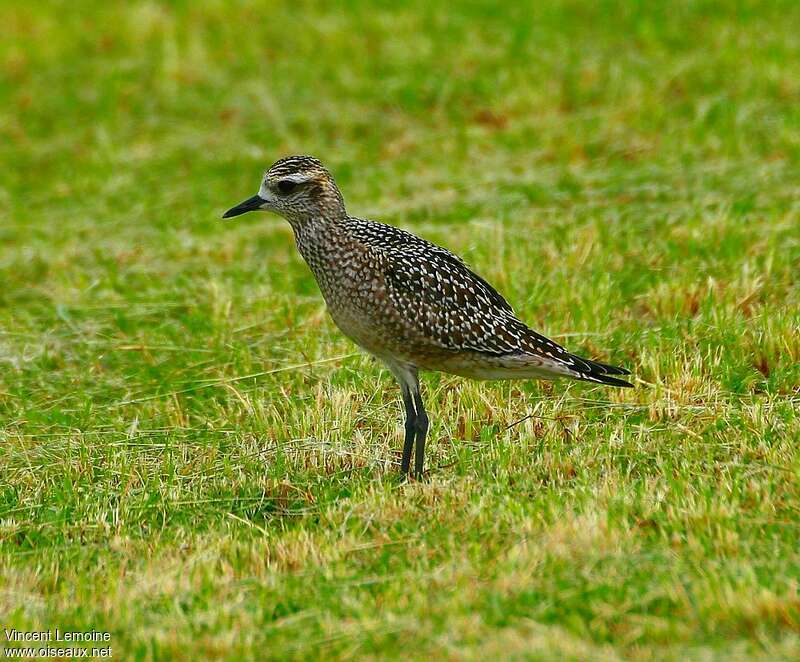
277,180,297,194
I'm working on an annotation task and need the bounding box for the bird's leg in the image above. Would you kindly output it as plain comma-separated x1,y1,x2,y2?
400,384,417,475
413,390,429,478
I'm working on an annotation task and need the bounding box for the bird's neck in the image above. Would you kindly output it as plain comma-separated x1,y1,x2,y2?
292,214,358,284
292,212,346,243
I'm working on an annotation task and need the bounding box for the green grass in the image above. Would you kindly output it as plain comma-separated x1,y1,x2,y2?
2,0,800,658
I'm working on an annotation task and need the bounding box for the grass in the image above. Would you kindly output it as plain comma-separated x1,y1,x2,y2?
1,0,800,658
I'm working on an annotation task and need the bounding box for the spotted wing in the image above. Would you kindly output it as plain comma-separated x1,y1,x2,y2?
347,217,514,315
380,244,632,385
381,247,525,355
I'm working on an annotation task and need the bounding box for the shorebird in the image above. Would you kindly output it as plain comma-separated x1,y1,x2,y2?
224,156,632,478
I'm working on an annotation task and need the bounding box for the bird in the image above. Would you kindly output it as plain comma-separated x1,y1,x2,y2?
223,155,632,478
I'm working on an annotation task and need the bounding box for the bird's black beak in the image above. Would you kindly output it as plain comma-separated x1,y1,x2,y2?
222,194,267,219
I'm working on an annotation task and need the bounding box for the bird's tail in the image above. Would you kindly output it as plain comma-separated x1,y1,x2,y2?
569,355,633,387
512,326,633,387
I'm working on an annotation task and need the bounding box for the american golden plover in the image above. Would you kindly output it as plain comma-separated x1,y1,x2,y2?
224,156,632,478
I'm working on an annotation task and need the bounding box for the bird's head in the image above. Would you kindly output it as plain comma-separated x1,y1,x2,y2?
223,155,346,225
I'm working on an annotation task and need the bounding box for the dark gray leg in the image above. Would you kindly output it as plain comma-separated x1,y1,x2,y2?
388,362,428,478
413,390,429,478
400,384,416,475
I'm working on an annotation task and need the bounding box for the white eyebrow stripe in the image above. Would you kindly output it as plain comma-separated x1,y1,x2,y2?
259,173,313,196
278,174,314,183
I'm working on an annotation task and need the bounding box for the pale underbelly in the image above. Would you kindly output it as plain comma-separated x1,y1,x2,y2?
328,306,559,381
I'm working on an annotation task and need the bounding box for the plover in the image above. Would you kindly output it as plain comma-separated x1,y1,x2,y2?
224,156,632,477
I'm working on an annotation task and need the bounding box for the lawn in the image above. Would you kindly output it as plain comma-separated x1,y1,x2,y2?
2,0,800,659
